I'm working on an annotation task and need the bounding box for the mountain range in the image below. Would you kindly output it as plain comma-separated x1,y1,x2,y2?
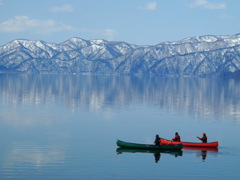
1,34,240,77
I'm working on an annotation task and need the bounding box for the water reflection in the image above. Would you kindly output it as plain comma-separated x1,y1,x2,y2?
0,74,239,122
198,150,207,161
182,147,218,162
116,148,182,163
3,142,65,166
154,153,161,163
0,74,239,178
117,147,218,163
0,142,65,178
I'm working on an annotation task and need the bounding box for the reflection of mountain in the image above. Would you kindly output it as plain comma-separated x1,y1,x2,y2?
0,74,240,121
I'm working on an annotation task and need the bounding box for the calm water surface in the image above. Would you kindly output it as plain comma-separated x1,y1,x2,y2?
0,74,240,179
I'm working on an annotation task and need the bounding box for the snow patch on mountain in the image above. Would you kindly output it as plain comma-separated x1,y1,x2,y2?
1,34,240,76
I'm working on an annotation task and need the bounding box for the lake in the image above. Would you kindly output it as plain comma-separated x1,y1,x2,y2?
0,74,240,179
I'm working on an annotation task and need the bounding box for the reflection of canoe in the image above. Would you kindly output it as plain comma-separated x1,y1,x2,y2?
116,140,182,150
182,146,218,161
116,148,183,156
160,138,218,148
183,146,218,152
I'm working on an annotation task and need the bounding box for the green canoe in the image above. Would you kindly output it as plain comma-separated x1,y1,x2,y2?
116,140,183,150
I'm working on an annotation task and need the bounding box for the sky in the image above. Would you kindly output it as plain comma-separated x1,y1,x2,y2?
0,0,239,46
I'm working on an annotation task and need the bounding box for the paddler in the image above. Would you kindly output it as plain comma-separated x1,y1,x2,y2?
197,133,207,143
154,134,161,145
172,132,181,142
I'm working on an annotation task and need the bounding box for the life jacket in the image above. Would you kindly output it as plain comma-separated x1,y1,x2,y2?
172,135,181,142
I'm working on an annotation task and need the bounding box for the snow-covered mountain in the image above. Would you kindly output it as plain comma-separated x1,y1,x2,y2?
1,34,240,76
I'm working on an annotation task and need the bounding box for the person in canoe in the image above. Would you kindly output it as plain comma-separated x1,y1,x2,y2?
197,133,207,143
154,134,161,145
172,132,181,142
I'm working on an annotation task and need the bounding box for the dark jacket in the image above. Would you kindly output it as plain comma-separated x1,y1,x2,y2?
154,136,161,145
198,135,207,143
172,135,181,142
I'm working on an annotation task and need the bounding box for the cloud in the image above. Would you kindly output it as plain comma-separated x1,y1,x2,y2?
50,4,74,13
189,0,226,10
139,2,157,11
86,28,118,41
0,16,75,34
102,29,119,40
0,16,118,41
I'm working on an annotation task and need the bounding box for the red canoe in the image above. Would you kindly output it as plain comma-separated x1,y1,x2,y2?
160,138,218,148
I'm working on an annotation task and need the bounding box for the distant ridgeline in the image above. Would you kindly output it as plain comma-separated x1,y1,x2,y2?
0,34,240,77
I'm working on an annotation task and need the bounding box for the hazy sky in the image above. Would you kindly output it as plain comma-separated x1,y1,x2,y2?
0,0,239,46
